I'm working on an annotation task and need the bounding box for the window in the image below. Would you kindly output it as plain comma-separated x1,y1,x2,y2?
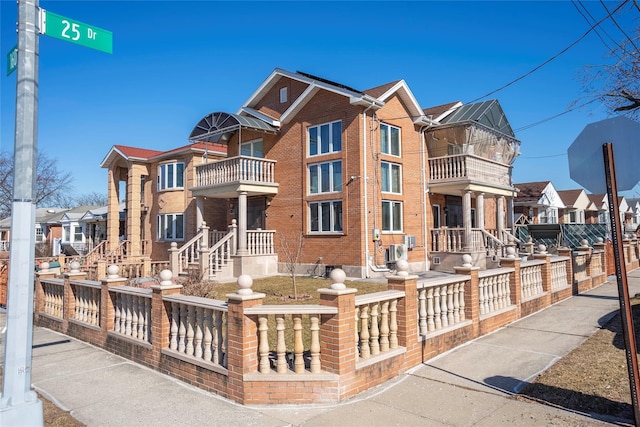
240,139,264,158
382,200,402,232
309,160,342,194
539,207,558,224
380,123,400,156
308,121,342,156
157,162,185,190
157,213,184,241
73,226,83,242
35,226,43,243
280,87,288,103
309,200,343,233
381,162,401,193
63,226,70,242
432,204,441,228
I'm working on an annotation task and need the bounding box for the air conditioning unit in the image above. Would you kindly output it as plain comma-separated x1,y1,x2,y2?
387,244,408,262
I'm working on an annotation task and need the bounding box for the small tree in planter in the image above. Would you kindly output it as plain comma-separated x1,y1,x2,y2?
279,230,305,300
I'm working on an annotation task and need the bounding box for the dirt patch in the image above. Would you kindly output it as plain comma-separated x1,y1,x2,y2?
516,297,640,424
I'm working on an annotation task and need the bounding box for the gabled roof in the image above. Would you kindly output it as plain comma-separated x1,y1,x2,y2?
101,142,226,168
423,102,463,121
587,193,607,209
60,205,102,222
557,189,583,207
362,80,426,121
438,99,515,138
514,181,551,203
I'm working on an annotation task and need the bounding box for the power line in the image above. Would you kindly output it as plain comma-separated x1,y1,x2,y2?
466,1,629,104
599,0,640,52
572,0,624,55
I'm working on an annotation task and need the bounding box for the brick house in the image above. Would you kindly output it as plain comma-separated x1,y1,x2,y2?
100,68,522,279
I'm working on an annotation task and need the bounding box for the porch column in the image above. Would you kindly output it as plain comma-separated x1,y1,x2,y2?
497,196,505,237
107,167,120,252
237,191,248,255
126,165,142,257
507,196,514,231
463,190,473,251
196,197,204,228
476,192,485,230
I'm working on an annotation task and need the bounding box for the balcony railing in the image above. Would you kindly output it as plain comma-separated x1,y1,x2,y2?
194,156,277,188
429,154,511,187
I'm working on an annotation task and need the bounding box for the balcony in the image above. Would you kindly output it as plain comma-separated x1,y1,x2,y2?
429,154,512,190
192,156,279,198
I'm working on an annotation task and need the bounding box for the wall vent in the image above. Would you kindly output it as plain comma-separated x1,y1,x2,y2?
432,257,441,265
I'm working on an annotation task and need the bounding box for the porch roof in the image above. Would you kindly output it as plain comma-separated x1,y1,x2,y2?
188,112,278,144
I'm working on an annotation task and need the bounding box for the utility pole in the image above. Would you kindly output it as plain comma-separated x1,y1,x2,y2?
0,0,44,425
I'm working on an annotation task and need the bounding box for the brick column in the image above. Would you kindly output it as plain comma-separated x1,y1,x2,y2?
318,269,357,375
63,261,87,331
500,254,522,309
385,261,419,360
453,255,480,325
226,275,265,404
533,250,552,308
149,269,183,367
100,265,127,334
576,242,593,291
557,246,574,287
593,238,606,278
35,262,56,315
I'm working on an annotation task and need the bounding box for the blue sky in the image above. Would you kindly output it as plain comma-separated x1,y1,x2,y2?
1,1,639,198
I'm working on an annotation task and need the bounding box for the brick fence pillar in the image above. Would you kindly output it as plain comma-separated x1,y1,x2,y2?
385,260,419,363
35,262,56,315
317,268,357,375
533,247,552,308
100,264,128,335
63,261,87,331
557,246,574,287
453,255,480,326
500,251,522,312
226,275,265,404
149,269,183,367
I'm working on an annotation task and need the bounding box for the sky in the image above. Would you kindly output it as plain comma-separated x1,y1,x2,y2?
1,0,639,200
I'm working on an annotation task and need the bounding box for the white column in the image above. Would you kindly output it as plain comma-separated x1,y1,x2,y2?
497,196,505,237
507,196,514,231
477,192,485,230
196,197,204,229
237,191,248,255
463,190,473,251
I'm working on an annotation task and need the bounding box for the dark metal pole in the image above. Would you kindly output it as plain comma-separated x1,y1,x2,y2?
603,142,640,424
0,0,43,425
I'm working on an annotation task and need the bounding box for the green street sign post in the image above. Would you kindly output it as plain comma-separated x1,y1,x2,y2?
6,45,18,76
40,9,112,54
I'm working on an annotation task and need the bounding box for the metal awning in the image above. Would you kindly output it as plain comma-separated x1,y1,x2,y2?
188,112,278,143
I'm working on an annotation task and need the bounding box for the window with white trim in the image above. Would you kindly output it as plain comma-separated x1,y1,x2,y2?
240,139,263,158
380,123,400,156
382,200,402,232
35,226,43,243
73,226,83,242
309,200,343,233
157,213,184,241
381,161,401,194
309,160,342,194
308,121,342,156
280,87,288,103
157,162,185,190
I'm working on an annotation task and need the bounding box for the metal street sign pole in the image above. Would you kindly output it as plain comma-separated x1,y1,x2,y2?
603,142,640,425
0,0,44,425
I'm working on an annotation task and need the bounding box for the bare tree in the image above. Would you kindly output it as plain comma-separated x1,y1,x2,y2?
74,192,108,207
578,24,640,119
0,151,74,218
279,231,305,300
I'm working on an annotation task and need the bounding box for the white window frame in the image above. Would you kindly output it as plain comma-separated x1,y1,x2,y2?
382,200,403,232
157,162,185,191
280,87,288,103
381,161,402,194
308,160,342,194
307,120,342,157
35,226,43,243
309,200,343,233
380,123,401,157
73,225,83,242
240,139,264,158
157,213,185,241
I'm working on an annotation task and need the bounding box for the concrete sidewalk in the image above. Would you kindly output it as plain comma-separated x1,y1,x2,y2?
3,273,639,426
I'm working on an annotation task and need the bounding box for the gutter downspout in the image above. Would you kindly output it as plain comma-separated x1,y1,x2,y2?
363,105,373,277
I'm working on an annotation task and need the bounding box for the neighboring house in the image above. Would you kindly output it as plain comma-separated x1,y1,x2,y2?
514,181,565,224
59,205,102,255
626,198,640,232
586,193,608,225
557,189,591,224
0,207,68,254
101,68,522,278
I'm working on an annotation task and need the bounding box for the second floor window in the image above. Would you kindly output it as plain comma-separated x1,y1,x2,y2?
308,121,342,156
157,213,184,241
158,162,184,191
382,200,402,232
381,161,401,194
241,139,264,158
309,160,342,194
380,123,400,156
